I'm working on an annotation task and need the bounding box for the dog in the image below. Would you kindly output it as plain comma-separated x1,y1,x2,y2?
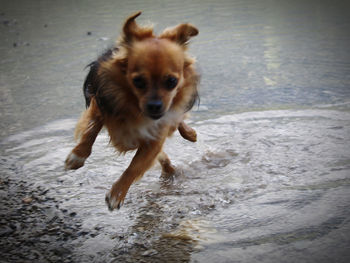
65,12,199,211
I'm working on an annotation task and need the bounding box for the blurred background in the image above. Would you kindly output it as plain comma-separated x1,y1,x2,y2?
1,0,350,262
1,0,349,136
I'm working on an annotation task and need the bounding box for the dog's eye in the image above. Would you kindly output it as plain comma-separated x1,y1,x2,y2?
165,76,178,90
132,76,147,89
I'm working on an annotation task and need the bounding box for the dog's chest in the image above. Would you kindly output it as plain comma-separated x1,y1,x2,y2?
107,118,161,151
107,111,182,152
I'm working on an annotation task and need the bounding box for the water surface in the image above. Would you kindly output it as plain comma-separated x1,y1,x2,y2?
1,0,350,262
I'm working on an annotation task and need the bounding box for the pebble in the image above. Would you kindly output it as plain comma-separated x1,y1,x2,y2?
77,230,89,236
69,212,77,217
0,226,14,237
22,196,33,204
137,226,145,232
141,249,158,257
48,226,60,232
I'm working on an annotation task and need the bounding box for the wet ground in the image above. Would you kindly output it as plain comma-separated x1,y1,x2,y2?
1,0,350,262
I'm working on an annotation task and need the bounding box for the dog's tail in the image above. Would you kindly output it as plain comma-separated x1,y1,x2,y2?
83,48,116,108
83,61,99,108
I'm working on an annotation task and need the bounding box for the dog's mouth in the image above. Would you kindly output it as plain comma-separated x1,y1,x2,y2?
147,112,164,120
144,100,165,120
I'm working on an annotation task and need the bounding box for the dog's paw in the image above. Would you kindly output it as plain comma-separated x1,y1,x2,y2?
105,183,127,211
65,152,86,170
185,128,197,142
160,163,176,179
160,166,183,184
178,122,197,142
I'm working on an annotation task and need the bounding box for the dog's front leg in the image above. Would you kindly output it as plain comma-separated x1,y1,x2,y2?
65,97,103,170
158,151,176,177
178,121,197,142
105,138,165,211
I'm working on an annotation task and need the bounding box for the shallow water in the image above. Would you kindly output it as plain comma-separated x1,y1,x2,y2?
1,107,350,262
1,0,350,262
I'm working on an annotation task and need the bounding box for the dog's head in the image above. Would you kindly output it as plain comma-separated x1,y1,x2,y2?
117,12,198,120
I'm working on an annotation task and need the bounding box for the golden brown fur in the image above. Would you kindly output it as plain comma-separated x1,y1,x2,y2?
65,12,199,211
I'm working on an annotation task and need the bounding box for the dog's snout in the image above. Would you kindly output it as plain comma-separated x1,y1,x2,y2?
146,100,163,119
147,100,163,112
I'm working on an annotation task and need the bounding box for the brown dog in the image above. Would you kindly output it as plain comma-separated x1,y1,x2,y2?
65,12,199,211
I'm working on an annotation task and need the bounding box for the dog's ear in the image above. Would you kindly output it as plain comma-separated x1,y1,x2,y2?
122,11,153,45
160,23,198,46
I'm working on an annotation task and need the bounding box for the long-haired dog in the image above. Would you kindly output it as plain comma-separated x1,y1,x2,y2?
65,12,199,211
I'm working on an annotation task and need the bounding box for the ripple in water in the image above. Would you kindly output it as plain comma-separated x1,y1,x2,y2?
1,108,350,262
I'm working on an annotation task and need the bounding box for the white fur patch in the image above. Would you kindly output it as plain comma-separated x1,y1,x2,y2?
68,152,86,162
110,110,184,150
105,190,124,211
65,152,86,170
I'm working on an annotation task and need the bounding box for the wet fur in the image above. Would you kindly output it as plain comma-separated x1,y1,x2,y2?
65,12,199,211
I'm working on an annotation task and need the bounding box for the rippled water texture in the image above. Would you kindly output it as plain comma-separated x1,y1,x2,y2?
2,108,350,262
1,0,350,262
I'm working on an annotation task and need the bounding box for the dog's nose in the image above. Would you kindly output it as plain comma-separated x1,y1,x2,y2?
147,100,163,113
146,100,163,118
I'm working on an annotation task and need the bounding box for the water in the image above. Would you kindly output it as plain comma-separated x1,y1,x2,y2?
1,0,350,262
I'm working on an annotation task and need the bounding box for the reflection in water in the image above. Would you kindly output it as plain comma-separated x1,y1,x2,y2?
110,193,195,262
263,26,281,87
